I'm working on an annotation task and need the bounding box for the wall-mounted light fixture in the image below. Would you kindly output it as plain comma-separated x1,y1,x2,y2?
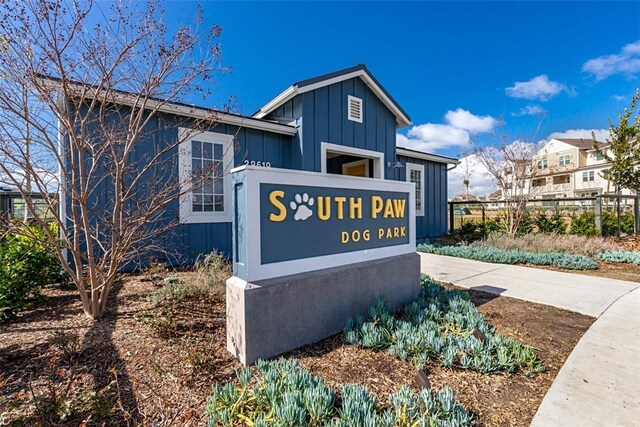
387,160,404,169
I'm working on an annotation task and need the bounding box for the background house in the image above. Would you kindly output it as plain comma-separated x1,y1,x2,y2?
497,138,635,203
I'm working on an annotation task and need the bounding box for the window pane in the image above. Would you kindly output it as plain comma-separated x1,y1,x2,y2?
203,195,214,211
192,194,203,212
214,178,223,194
203,142,213,159
203,159,214,174
215,195,224,212
192,140,201,158
192,159,202,181
214,143,223,160
203,177,214,194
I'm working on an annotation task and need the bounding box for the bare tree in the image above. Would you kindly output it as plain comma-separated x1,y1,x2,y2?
474,123,542,237
0,0,230,319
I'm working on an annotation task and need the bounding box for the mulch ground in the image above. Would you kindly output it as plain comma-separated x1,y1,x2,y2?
0,276,594,426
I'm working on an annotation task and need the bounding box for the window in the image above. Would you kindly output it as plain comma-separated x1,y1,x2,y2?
347,95,363,123
582,171,595,182
532,178,545,187
178,129,234,223
537,159,548,169
595,152,604,161
406,163,424,216
559,154,571,166
504,166,513,174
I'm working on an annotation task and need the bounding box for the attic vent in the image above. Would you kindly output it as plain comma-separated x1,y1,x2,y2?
347,95,363,123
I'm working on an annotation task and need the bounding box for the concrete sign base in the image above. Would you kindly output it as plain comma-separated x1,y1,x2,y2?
226,252,420,365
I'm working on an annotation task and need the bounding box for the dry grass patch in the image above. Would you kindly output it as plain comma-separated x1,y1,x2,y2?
473,233,620,257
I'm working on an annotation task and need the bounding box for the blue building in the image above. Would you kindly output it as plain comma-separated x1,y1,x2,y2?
60,64,458,265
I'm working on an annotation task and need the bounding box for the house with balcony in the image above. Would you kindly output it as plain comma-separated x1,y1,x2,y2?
496,138,635,205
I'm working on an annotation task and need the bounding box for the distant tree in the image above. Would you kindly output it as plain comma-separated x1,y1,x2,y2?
474,121,543,237
594,89,640,191
594,89,640,236
0,0,228,319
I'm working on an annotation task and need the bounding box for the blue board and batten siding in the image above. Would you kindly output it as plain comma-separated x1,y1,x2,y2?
268,77,397,178
64,72,453,268
394,156,449,239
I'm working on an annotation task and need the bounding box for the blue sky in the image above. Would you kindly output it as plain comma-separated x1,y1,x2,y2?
98,1,640,194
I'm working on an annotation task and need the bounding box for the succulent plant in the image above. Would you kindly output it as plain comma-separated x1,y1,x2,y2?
206,357,473,426
344,274,545,376
417,243,598,270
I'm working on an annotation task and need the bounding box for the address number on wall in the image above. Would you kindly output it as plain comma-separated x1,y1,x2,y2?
244,160,272,167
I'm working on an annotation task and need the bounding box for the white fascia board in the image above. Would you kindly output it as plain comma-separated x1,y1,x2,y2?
253,70,412,128
397,148,460,165
252,86,297,119
40,77,297,136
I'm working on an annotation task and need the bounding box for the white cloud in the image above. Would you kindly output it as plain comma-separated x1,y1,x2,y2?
512,104,547,117
397,124,470,152
582,40,640,81
505,75,567,101
611,94,626,102
448,153,496,197
444,108,497,134
547,128,610,142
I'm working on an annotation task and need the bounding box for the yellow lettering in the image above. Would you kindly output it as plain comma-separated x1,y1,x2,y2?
335,197,347,219
349,197,362,219
371,196,383,218
400,226,406,237
363,230,370,241
317,196,331,221
341,231,349,243
386,228,392,238
269,190,286,221
352,230,360,242
393,227,399,238
393,199,406,218
384,199,395,218
378,228,384,239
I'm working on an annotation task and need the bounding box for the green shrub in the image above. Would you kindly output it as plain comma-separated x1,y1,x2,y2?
417,243,598,270
516,211,534,236
481,217,503,235
457,221,483,242
345,275,545,377
0,226,66,321
596,249,640,265
534,212,567,234
206,358,474,426
569,211,598,237
601,211,635,236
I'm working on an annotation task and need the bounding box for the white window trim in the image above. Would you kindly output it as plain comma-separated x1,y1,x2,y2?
347,95,363,123
341,158,370,177
320,142,384,179
178,128,234,224
406,162,425,216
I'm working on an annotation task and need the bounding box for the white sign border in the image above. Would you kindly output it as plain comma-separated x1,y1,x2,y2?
234,165,416,282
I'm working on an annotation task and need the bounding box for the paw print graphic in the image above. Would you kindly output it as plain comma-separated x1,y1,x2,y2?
289,193,314,221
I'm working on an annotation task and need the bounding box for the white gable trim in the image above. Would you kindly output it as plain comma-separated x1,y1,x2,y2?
253,69,412,128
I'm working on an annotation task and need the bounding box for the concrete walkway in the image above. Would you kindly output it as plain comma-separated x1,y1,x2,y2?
419,253,640,426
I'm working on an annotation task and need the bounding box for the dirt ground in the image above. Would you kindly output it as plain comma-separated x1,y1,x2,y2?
0,276,594,426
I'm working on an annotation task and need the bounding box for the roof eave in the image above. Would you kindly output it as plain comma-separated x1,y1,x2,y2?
39,76,298,137
396,147,460,165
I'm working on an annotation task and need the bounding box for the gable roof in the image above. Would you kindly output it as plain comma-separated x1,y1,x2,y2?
554,138,606,150
252,64,412,128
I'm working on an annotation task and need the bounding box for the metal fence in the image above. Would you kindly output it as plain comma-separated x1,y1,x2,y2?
448,195,640,236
